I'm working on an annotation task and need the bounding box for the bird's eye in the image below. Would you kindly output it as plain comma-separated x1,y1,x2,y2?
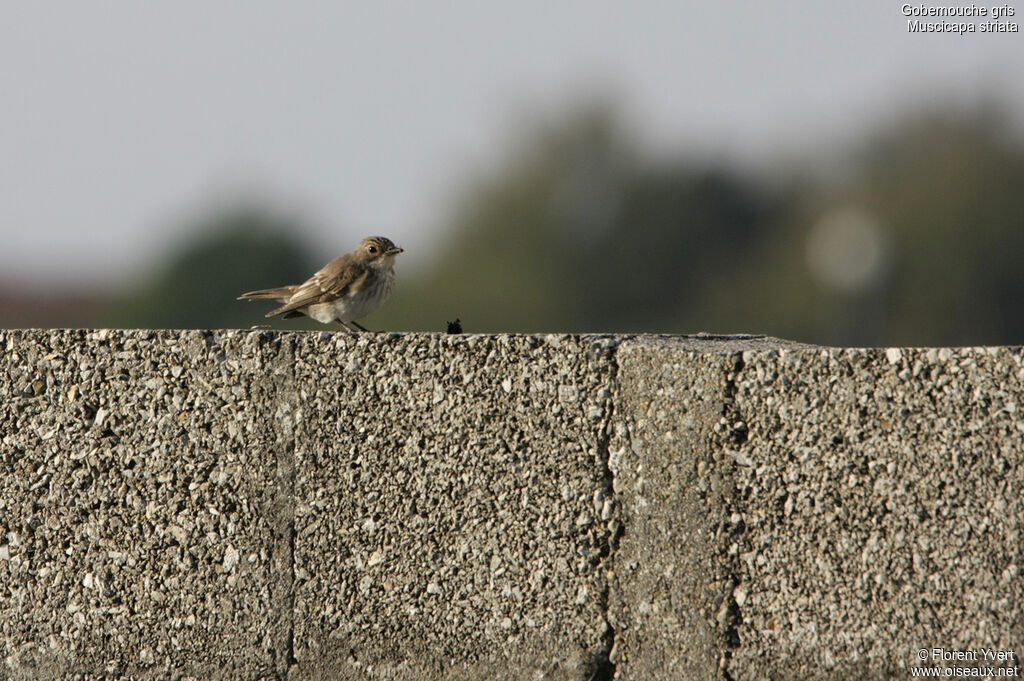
368,245,378,254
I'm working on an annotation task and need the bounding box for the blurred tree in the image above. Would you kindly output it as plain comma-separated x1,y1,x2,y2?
110,101,1024,346
379,100,1024,346
108,205,317,329
691,107,1024,346
377,103,780,333
860,110,1024,345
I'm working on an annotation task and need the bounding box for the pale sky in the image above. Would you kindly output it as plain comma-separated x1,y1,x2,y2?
2,2,1021,289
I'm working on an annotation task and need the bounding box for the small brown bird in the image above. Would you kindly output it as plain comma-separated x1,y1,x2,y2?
238,236,403,331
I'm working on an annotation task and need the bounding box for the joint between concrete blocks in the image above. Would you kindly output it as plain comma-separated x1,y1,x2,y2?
588,337,623,681
717,351,748,681
270,335,299,679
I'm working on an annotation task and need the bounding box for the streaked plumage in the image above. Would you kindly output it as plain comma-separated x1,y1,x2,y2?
238,236,402,331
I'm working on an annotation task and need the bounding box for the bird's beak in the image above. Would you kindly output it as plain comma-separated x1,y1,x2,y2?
387,247,404,256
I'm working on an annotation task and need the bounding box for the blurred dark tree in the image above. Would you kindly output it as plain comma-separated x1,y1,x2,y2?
378,100,1024,345
377,104,780,333
112,101,1024,345
689,107,1024,346
860,110,1024,345
108,205,317,329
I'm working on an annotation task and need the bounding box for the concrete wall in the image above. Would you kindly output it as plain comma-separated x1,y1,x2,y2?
1,330,1021,680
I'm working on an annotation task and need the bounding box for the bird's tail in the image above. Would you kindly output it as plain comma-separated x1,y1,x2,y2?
237,286,296,301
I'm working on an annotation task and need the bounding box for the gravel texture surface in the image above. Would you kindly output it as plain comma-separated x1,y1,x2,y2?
2,330,1022,680
286,332,619,680
1,330,293,680
609,339,1023,680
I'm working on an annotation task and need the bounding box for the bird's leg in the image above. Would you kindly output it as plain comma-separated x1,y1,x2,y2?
351,321,371,332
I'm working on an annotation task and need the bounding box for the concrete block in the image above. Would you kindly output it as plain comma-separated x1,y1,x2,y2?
0,330,293,679
3,330,1021,680
729,346,1024,679
607,335,809,681
288,333,619,680
609,337,1024,680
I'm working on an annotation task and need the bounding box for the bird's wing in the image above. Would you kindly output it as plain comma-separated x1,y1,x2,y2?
265,256,368,318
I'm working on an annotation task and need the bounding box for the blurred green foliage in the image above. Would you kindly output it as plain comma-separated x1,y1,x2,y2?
116,102,1024,346
377,106,781,335
107,207,316,329
855,111,1024,345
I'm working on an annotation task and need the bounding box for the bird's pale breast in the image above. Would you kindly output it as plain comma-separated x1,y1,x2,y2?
329,265,395,322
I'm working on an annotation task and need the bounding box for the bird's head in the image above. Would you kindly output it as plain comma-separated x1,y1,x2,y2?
356,236,403,267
